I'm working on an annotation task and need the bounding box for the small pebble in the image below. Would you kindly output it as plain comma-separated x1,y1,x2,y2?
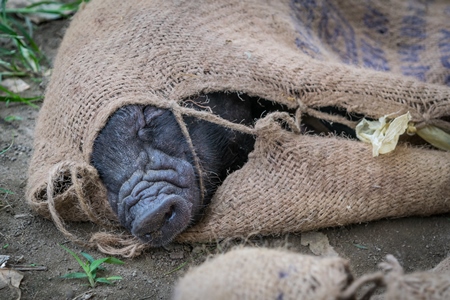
65,289,75,300
192,246,203,255
170,251,184,260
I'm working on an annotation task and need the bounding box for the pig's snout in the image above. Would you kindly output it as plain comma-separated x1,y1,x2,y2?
131,195,192,245
116,161,199,247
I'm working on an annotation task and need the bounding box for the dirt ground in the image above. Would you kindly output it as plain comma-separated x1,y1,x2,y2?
1,16,449,300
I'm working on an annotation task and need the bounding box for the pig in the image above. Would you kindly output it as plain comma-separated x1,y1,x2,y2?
91,92,355,247
91,93,260,247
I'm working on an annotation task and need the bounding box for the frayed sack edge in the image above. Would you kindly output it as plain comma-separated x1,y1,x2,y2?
26,103,450,258
172,248,450,300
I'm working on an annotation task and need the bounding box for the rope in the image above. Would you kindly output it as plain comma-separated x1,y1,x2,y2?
46,161,93,249
170,102,207,207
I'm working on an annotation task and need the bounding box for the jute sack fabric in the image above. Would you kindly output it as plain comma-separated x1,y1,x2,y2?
374,255,450,300
26,0,450,256
172,248,450,300
172,248,353,300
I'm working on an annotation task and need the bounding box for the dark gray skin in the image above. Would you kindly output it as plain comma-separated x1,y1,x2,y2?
91,93,259,247
92,92,356,247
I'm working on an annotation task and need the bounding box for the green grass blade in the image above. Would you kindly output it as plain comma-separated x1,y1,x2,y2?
89,258,109,273
0,72,29,77
103,257,125,265
0,136,13,155
0,22,19,36
0,188,14,195
105,276,122,281
27,0,84,10
9,18,40,53
0,48,16,56
0,95,42,107
61,272,88,279
95,277,114,285
8,8,70,16
163,261,187,276
24,16,33,37
81,252,107,271
0,85,42,107
1,0,6,21
5,1,84,16
12,38,40,73
59,244,90,275
80,252,95,263
4,115,22,122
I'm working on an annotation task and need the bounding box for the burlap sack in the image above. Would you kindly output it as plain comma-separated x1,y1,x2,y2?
378,255,450,300
27,0,450,256
172,248,450,300
172,248,353,300
432,256,450,273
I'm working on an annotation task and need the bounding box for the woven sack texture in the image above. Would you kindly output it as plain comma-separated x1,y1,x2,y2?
26,0,450,256
379,255,450,300
172,248,352,300
173,248,450,300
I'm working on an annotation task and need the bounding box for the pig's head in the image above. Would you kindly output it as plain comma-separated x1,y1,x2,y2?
92,106,201,246
91,94,254,246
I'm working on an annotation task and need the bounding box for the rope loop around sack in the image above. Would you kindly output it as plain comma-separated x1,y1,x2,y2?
415,118,450,132
175,102,256,135
170,101,207,207
254,111,303,135
166,99,265,208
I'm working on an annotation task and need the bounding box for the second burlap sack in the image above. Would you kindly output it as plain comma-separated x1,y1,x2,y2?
172,248,352,300
173,248,450,300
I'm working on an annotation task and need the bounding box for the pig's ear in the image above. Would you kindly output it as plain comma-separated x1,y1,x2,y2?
138,107,189,160
105,106,146,137
142,106,165,124
137,106,166,142
91,105,147,194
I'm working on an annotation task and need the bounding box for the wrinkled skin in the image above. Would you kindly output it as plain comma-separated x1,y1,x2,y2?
92,93,259,246
92,92,356,247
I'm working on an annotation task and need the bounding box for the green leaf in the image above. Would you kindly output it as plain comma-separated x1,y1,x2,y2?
163,261,187,276
0,22,17,37
0,136,13,155
80,252,95,263
105,276,122,281
0,85,42,107
81,251,106,271
9,17,40,53
16,41,40,73
1,0,6,21
95,277,113,285
59,244,90,275
0,48,16,56
4,115,22,122
353,243,368,250
61,272,88,279
103,257,125,265
0,188,14,195
5,0,86,17
89,258,109,273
